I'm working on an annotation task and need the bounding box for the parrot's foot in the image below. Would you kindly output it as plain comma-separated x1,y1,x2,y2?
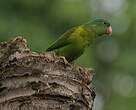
59,56,69,65
55,56,69,66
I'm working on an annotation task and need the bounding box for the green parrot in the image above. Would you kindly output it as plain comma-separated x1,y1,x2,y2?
46,19,112,62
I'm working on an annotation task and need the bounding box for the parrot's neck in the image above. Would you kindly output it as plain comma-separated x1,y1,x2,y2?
82,23,100,37
74,26,96,47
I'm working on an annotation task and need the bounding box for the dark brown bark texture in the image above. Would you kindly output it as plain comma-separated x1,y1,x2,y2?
0,37,95,110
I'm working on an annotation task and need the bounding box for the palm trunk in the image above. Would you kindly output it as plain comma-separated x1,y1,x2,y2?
0,37,95,110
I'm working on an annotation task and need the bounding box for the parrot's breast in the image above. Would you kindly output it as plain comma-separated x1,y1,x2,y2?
56,43,84,62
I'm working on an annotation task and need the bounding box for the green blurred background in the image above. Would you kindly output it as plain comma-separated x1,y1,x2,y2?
0,0,136,110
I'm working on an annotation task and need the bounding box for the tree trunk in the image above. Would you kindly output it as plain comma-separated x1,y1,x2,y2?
0,37,95,110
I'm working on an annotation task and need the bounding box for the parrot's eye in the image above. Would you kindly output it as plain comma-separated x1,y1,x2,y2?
103,22,106,25
102,22,106,25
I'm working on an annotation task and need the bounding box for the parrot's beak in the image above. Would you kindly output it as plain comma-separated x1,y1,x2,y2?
106,26,112,35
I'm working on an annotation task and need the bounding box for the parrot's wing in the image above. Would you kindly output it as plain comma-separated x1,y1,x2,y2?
46,27,76,51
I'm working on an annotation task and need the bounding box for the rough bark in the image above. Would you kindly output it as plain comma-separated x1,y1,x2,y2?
0,37,95,110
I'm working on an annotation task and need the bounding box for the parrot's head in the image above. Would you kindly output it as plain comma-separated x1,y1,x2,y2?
85,19,112,36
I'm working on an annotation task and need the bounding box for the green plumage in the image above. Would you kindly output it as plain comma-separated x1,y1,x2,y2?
46,19,111,62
